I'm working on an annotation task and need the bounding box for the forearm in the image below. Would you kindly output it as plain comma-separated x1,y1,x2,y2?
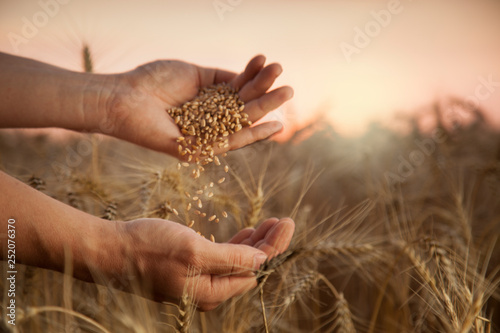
0,52,117,132
0,171,123,281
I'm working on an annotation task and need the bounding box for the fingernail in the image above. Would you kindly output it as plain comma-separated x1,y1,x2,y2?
276,65,283,76
253,253,268,270
269,122,283,134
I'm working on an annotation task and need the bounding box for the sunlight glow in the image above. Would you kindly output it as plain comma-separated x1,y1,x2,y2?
1,0,499,136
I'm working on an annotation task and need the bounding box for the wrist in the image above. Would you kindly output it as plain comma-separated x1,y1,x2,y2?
0,54,121,132
73,73,122,135
39,210,128,284
71,218,128,283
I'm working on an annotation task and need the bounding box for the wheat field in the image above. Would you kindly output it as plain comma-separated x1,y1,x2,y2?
0,43,499,333
0,97,499,332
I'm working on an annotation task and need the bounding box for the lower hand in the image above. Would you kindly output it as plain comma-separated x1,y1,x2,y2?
116,217,295,311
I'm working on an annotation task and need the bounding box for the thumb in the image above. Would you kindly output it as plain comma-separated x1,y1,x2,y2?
194,243,268,308
200,242,268,276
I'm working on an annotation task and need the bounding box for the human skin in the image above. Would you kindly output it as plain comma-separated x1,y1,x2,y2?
0,53,295,310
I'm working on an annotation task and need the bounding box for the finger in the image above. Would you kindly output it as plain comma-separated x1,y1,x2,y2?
198,242,268,276
231,55,266,90
214,69,237,84
244,86,294,122
244,218,279,245
256,218,295,258
212,274,258,300
182,219,294,309
197,67,237,87
196,273,258,311
173,120,282,161
228,227,255,244
238,63,283,102
223,121,283,152
239,218,279,246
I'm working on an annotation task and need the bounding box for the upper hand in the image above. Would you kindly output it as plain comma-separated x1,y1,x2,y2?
105,55,293,156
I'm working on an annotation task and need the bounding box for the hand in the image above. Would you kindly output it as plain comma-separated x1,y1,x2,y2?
106,55,293,156
117,217,295,311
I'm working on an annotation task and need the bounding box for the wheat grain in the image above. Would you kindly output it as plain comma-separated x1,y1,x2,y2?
101,202,117,220
176,267,200,333
459,291,484,333
166,83,249,227
82,44,93,73
28,176,46,191
167,83,249,161
154,202,174,219
403,244,460,331
281,271,319,308
66,191,82,209
247,185,263,227
298,242,377,259
332,293,356,333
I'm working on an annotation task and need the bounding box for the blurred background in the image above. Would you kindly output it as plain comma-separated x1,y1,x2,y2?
1,0,499,137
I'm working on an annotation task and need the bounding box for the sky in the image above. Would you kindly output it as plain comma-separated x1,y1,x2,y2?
1,0,500,136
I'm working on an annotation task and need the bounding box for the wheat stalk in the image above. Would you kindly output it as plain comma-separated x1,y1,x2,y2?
101,201,118,220
82,44,93,73
332,293,356,333
24,306,111,333
175,266,200,333
3,100,500,333
403,244,460,331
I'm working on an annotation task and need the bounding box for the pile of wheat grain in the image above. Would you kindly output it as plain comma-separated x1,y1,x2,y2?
166,83,252,240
